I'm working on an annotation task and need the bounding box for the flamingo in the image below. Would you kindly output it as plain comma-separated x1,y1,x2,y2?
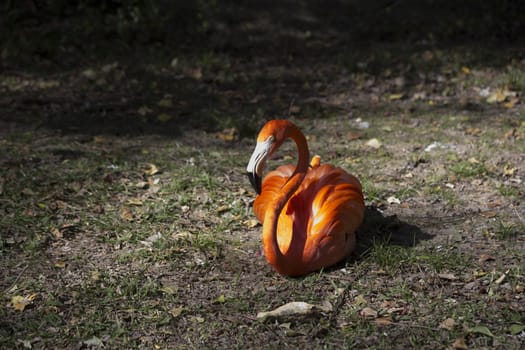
246,119,365,276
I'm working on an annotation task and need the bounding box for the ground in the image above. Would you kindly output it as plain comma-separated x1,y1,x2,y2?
1,1,524,349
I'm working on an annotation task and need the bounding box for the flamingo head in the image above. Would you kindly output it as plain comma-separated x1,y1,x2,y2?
246,120,290,194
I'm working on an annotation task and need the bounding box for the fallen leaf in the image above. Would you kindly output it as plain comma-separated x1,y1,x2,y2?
157,113,173,123
54,261,66,268
144,163,159,176
120,207,134,221
10,294,38,311
503,97,519,109
185,67,202,80
452,337,468,349
347,131,362,140
169,306,184,318
478,254,495,263
495,270,509,284
82,69,97,80
51,227,63,239
359,307,378,319
353,294,367,306
465,127,481,136
374,317,392,325
160,285,177,295
157,97,173,108
461,66,471,74
245,219,259,228
365,138,382,149
388,93,404,100
509,324,525,335
215,295,226,304
468,157,479,164
503,165,516,176
438,273,458,281
22,188,35,196
504,128,517,139
137,106,153,116
468,325,494,337
91,270,100,281
216,205,229,213
387,196,401,205
439,317,456,330
289,105,301,114
486,89,506,104
83,336,104,347
126,198,143,206
173,231,192,241
216,128,238,142
257,301,331,321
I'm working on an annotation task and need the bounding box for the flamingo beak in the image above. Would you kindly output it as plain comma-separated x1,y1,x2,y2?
247,171,262,195
246,139,272,195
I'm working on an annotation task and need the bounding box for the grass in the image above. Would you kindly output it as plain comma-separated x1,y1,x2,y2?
1,6,525,348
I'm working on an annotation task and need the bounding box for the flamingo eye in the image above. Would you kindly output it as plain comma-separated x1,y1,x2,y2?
267,135,275,143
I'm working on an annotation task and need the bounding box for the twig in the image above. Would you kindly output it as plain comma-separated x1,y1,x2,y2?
2,264,28,294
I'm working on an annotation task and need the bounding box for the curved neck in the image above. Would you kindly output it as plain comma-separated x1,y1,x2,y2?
262,123,309,274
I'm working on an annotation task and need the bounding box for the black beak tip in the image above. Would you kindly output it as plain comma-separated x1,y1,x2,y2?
247,172,262,195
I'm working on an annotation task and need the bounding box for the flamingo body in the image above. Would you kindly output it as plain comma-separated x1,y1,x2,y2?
246,120,365,276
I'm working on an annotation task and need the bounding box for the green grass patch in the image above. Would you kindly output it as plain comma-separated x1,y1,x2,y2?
450,160,488,178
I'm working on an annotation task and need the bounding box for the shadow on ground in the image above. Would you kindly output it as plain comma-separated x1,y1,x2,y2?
356,206,434,254
1,1,524,137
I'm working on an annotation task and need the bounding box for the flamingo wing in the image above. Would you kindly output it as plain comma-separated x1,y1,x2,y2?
286,164,365,270
253,164,295,223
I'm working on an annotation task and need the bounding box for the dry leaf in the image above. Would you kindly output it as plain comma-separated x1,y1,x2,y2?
438,273,458,281
144,163,159,176
503,97,519,109
504,128,517,139
439,317,456,330
452,337,468,349
10,293,38,311
387,196,401,205
126,198,143,206
83,336,103,347
353,294,367,306
257,301,331,321
465,127,481,136
51,227,63,239
173,231,192,241
157,97,173,108
169,306,184,318
157,113,173,123
365,138,382,149
54,261,66,268
495,270,509,284
137,106,153,116
461,66,471,74
216,128,238,142
486,89,506,104
289,105,301,114
91,270,100,281
478,254,495,263
120,207,134,221
245,219,259,228
93,136,109,144
388,93,404,100
347,131,362,141
503,165,516,176
359,307,378,319
374,317,392,325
